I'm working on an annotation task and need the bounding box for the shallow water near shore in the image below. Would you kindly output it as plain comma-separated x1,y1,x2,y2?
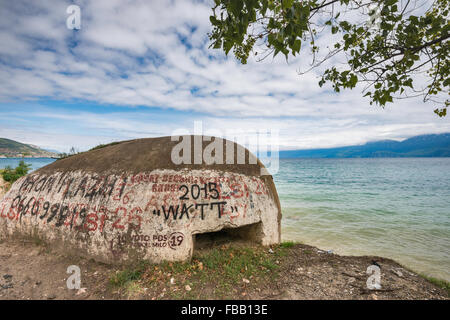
1,157,449,282
274,158,450,282
0,157,56,171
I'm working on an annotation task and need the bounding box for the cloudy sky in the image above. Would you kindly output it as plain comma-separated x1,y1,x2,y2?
0,0,448,152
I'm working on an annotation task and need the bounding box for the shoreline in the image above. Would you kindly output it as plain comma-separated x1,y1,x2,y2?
0,238,448,300
281,234,450,284
0,157,56,159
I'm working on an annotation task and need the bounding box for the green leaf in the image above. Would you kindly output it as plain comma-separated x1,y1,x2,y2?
208,0,449,117
282,0,294,10
292,39,301,53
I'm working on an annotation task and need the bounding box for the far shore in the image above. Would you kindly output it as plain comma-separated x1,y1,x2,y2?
0,156,58,159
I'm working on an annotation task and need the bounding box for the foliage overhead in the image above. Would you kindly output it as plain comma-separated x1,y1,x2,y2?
209,0,449,116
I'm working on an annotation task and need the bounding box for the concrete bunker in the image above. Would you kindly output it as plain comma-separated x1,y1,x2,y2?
0,136,281,263
193,221,263,250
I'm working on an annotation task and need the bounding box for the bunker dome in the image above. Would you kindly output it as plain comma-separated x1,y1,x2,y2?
0,136,281,263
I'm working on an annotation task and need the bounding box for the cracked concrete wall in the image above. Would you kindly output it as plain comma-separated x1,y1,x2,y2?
0,168,280,263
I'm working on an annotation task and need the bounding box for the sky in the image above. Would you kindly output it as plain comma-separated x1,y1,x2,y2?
0,0,449,153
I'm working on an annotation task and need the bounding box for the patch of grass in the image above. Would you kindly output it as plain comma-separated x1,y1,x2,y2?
260,259,279,271
57,142,123,160
16,231,48,248
110,269,141,287
109,260,149,288
89,141,121,151
124,281,145,299
280,241,296,248
203,247,262,281
420,274,450,294
30,235,47,247
110,245,289,299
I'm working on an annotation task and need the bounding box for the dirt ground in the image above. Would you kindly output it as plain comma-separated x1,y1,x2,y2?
0,239,115,300
256,244,448,300
0,239,447,300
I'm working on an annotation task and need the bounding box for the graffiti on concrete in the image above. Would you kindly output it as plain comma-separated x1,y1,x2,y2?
0,169,278,263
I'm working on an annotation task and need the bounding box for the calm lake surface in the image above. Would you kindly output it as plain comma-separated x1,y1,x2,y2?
274,158,450,282
0,158,56,171
1,157,449,281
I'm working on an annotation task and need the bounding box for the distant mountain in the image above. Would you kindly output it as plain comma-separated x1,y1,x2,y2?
280,133,450,158
43,148,62,154
0,138,58,158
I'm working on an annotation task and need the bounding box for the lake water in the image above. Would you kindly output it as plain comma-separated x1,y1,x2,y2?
1,157,449,281
274,158,450,282
0,158,56,171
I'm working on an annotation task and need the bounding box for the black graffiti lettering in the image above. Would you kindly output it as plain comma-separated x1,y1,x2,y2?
31,199,40,216
179,183,217,201
58,177,74,198
55,205,69,227
19,177,30,193
85,176,100,200
74,177,88,197
118,176,127,198
179,185,189,200
19,176,38,194
199,183,208,198
65,179,74,198
57,175,68,193
44,176,56,192
179,203,192,220
195,203,208,220
27,177,37,193
76,207,87,230
34,176,48,192
11,195,21,209
99,176,117,197
191,184,200,199
40,201,50,219
168,232,184,249
20,197,35,219
162,205,179,220
69,206,78,229
46,203,60,223
17,196,27,220
210,201,227,218
208,182,219,199
56,173,66,184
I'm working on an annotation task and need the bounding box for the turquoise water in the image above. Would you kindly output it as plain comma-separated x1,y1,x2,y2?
1,157,449,281
0,158,56,171
274,158,450,281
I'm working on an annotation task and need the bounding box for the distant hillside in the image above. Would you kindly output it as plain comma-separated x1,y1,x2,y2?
280,133,450,158
0,138,57,158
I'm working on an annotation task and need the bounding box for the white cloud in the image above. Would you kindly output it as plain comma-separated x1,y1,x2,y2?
0,0,448,151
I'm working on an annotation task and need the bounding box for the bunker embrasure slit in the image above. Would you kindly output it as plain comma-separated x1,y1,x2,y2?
193,222,263,250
